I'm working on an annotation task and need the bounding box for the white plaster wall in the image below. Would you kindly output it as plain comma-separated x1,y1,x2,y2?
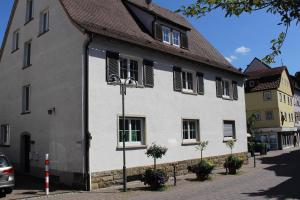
294,90,300,128
0,0,87,184
88,37,248,173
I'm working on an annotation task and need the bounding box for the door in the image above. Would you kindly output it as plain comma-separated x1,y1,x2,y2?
21,134,31,173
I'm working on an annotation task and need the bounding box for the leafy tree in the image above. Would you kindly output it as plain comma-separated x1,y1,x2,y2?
146,143,168,169
178,0,300,63
225,140,235,155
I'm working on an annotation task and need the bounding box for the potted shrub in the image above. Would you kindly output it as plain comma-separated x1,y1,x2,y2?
223,140,244,175
141,143,169,190
259,143,267,155
187,141,214,181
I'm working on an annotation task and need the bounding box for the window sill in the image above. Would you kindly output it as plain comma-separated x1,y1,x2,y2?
22,64,32,70
116,145,147,151
0,145,10,147
24,18,34,26
181,141,200,146
37,30,49,38
11,48,19,54
181,90,197,96
223,138,237,142
21,111,31,115
107,82,144,88
222,96,232,100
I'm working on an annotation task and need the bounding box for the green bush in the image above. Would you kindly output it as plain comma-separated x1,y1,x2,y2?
188,159,214,181
141,168,169,190
224,155,244,175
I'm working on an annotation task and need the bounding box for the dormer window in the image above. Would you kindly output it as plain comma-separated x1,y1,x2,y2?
172,30,180,47
162,26,171,44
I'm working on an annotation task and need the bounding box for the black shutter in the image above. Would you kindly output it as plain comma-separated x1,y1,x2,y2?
154,22,163,41
173,67,182,92
197,72,204,95
233,81,238,100
180,32,189,49
216,77,223,98
143,59,154,88
106,51,119,82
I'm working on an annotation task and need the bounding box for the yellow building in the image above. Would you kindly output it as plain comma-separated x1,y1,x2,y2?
245,58,297,150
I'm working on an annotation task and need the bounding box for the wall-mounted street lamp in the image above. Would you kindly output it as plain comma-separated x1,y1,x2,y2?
109,74,138,192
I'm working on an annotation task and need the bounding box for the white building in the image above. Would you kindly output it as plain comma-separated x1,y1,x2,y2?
0,0,248,190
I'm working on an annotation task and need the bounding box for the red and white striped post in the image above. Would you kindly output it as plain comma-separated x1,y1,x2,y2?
45,154,49,195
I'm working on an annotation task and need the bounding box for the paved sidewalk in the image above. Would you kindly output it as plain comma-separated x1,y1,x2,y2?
4,148,300,200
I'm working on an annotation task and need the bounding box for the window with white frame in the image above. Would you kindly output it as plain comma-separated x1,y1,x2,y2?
162,26,171,44
12,30,19,52
182,119,199,143
0,125,10,146
223,121,236,140
222,80,230,98
24,40,32,67
119,57,140,83
182,70,194,92
263,91,272,101
172,30,180,46
253,112,261,121
22,85,31,113
265,111,274,120
118,117,145,146
25,0,34,23
39,9,49,34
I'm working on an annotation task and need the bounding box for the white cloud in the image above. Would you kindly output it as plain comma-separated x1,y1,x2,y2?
235,46,251,55
225,55,237,63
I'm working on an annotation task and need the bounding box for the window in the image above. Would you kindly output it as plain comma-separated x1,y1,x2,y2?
23,40,32,67
283,94,286,103
249,80,255,88
120,57,139,82
25,0,34,23
253,112,261,121
22,85,31,113
39,9,49,34
182,70,194,92
265,111,274,120
263,91,272,101
162,26,171,44
291,114,294,122
223,121,236,140
118,117,145,146
222,80,230,98
12,30,19,52
172,30,180,47
284,112,287,121
0,125,10,146
279,93,282,102
182,119,199,143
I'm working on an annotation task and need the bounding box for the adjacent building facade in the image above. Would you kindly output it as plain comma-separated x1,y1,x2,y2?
0,0,248,190
290,72,300,131
245,58,297,150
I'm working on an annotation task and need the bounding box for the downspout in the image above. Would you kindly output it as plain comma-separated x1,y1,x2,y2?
83,32,93,191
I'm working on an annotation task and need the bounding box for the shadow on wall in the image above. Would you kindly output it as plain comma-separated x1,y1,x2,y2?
244,149,300,199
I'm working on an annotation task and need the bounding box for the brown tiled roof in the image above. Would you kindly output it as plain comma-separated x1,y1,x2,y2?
59,0,242,75
245,67,286,93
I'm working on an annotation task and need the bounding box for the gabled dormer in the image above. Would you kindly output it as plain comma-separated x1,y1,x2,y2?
124,0,190,49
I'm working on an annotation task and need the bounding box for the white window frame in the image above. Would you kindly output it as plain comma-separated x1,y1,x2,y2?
172,30,181,47
265,111,274,120
0,124,10,146
12,30,19,52
181,69,195,93
162,26,171,44
222,79,231,99
25,0,34,23
263,91,272,101
118,117,145,147
182,119,199,143
22,85,31,113
39,8,49,34
223,120,236,141
119,55,143,85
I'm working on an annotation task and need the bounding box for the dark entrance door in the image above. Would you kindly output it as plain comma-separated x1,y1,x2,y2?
21,134,31,173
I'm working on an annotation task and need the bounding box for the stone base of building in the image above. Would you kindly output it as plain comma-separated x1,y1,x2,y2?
91,152,248,190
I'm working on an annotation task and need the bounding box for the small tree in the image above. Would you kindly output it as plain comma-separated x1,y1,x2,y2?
146,143,167,169
196,140,208,162
225,140,235,155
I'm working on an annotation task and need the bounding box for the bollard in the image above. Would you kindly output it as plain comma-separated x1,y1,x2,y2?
173,164,177,186
45,154,49,196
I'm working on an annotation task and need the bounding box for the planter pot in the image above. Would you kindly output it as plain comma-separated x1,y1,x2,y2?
228,167,237,175
196,172,209,181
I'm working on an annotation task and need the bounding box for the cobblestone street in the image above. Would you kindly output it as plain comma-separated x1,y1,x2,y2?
4,148,300,200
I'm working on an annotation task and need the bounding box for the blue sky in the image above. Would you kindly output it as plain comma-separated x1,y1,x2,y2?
0,0,299,75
